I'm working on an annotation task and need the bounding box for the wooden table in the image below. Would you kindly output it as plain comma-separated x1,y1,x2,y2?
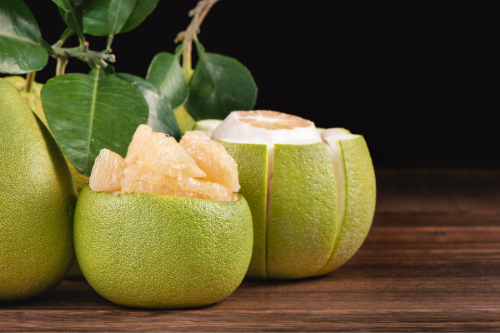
2,169,500,331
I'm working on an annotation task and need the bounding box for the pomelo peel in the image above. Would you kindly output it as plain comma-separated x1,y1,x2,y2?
74,186,253,309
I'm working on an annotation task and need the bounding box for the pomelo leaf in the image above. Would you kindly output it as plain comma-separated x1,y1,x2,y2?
146,52,188,110
120,0,159,33
186,40,257,121
57,5,86,42
84,0,157,35
107,0,137,35
82,0,109,35
52,0,85,11
116,73,181,140
41,70,149,176
0,1,48,74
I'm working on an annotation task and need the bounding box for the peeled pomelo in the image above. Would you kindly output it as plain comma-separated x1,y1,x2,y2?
0,78,77,302
214,110,376,279
74,187,253,309
77,124,251,308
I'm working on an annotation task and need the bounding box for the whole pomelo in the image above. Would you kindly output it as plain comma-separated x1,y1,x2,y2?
3,75,88,278
0,78,77,302
74,187,253,309
214,111,376,279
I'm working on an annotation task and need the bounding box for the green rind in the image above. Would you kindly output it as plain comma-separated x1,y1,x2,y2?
267,143,338,279
220,141,268,279
0,78,77,302
74,187,253,309
315,136,375,275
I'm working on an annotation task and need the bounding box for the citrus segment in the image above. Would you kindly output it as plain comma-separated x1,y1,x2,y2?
220,141,268,279
267,143,338,279
139,132,206,179
181,132,240,192
163,176,237,201
125,124,154,165
89,149,128,193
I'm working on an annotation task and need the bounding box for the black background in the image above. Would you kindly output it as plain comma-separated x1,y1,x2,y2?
22,1,499,168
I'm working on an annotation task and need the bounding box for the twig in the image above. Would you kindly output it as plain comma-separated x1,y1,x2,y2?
175,0,220,73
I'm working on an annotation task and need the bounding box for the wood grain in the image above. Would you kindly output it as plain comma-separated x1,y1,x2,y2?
2,169,500,332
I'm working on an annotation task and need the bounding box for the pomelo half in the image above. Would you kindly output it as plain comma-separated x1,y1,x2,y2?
215,110,376,279
74,187,253,309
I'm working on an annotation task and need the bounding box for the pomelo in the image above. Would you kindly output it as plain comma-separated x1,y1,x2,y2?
75,125,253,308
3,75,89,278
74,187,253,309
0,78,77,302
214,110,376,279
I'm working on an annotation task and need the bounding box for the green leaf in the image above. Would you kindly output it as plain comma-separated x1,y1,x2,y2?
108,0,137,35
120,0,159,33
0,1,48,74
83,0,109,35
41,70,149,176
58,5,85,42
84,0,156,35
186,41,258,120
116,73,181,140
52,0,85,11
146,52,188,110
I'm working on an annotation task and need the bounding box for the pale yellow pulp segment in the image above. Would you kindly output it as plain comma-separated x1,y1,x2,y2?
89,125,239,201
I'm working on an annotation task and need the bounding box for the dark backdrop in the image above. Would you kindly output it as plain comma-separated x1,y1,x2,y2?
23,1,499,168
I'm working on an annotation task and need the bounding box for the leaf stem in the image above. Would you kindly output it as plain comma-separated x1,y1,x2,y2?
25,72,36,92
52,28,75,49
175,0,219,74
105,36,114,54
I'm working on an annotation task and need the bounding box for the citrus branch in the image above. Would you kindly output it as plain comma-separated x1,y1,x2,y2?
175,0,219,80
52,41,116,76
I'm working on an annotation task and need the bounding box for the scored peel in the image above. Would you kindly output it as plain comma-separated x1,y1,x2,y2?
215,110,375,279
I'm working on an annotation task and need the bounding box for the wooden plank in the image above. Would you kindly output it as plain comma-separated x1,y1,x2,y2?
1,169,500,331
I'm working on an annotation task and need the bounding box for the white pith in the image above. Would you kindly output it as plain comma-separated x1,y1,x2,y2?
320,131,358,260
194,119,223,138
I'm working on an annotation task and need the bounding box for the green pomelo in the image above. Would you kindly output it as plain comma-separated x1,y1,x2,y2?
3,76,89,278
74,187,253,309
0,78,77,302
220,133,375,279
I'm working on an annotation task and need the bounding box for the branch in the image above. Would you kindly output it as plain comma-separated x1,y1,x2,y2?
175,0,220,73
